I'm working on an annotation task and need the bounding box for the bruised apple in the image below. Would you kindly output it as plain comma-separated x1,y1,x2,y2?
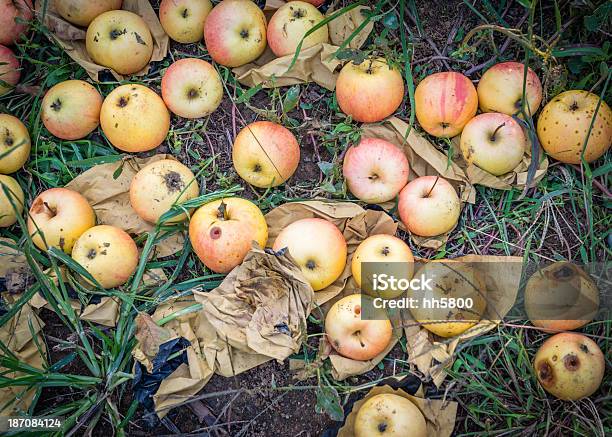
0,114,31,174
159,0,212,43
130,159,199,223
55,0,123,27
534,332,604,400
0,0,33,46
0,174,24,227
272,218,346,291
354,394,427,437
0,45,20,96
325,294,392,361
189,197,268,273
27,188,96,253
267,1,328,57
72,225,139,288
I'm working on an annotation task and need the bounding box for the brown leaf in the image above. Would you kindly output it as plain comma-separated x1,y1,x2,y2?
135,313,172,358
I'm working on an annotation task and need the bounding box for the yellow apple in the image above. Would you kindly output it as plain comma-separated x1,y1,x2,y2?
159,0,212,43
267,1,328,57
0,114,30,174
55,0,123,27
354,394,427,437
0,174,24,227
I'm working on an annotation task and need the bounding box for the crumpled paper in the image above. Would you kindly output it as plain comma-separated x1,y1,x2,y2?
35,0,169,81
338,385,457,437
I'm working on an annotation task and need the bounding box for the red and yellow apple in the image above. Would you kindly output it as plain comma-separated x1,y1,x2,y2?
41,80,102,140
86,10,153,74
72,224,139,288
537,90,611,164
415,71,478,137
336,58,404,123
477,61,543,115
398,176,460,237
189,197,268,273
325,294,392,361
267,1,328,57
534,332,604,400
100,84,170,152
0,174,24,227
161,58,223,118
203,0,267,67
27,188,96,253
302,0,324,5
354,394,427,437
55,0,123,27
343,138,409,203
130,159,199,224
0,0,32,46
0,45,20,96
0,114,30,174
459,112,526,175
159,0,212,43
232,121,300,188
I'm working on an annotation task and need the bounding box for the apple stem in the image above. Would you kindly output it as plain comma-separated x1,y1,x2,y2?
424,176,439,198
43,201,56,216
217,200,228,220
490,122,506,142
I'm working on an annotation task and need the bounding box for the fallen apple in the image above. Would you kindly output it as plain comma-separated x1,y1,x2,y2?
0,114,31,174
41,80,103,140
27,188,96,253
0,44,20,96
459,112,526,175
159,0,212,43
537,90,611,164
0,0,32,46
72,224,139,288
130,159,199,224
203,0,267,67
301,0,324,5
100,84,170,152
232,121,300,188
189,197,268,273
56,0,123,27
0,174,24,227
398,176,460,237
272,217,347,291
343,137,409,203
267,1,328,57
415,71,478,137
336,57,404,123
354,393,427,437
534,332,604,400
325,294,392,361
86,10,153,75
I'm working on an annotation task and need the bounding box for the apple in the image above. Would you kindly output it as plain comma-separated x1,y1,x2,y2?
130,159,199,224
203,0,267,68
351,234,414,299
398,176,460,237
100,84,170,152
336,58,404,123
0,45,20,96
0,0,32,46
41,80,103,140
159,0,212,43
55,0,123,27
537,90,611,164
232,121,300,188
534,332,604,400
525,262,599,332
415,71,478,137
273,217,346,291
459,112,526,175
354,394,427,437
343,138,409,203
27,188,96,253
0,174,24,227
0,114,30,174
189,197,268,273
267,1,328,57
86,10,153,75
161,58,223,119
477,61,542,116
325,294,392,361
301,0,325,6
72,225,138,288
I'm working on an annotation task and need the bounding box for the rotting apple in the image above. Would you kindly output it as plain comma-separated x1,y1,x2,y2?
56,0,123,27
159,0,212,43
100,84,170,152
41,80,103,140
0,0,33,46
459,112,526,175
130,159,199,224
72,224,139,288
414,71,478,137
0,174,24,227
232,121,300,188
27,188,96,253
354,393,427,437
203,0,267,67
189,197,268,273
343,137,409,203
398,176,460,237
0,45,20,96
0,114,31,174
86,10,153,74
336,57,404,123
267,1,328,57
325,294,393,361
534,332,604,400
537,90,612,164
